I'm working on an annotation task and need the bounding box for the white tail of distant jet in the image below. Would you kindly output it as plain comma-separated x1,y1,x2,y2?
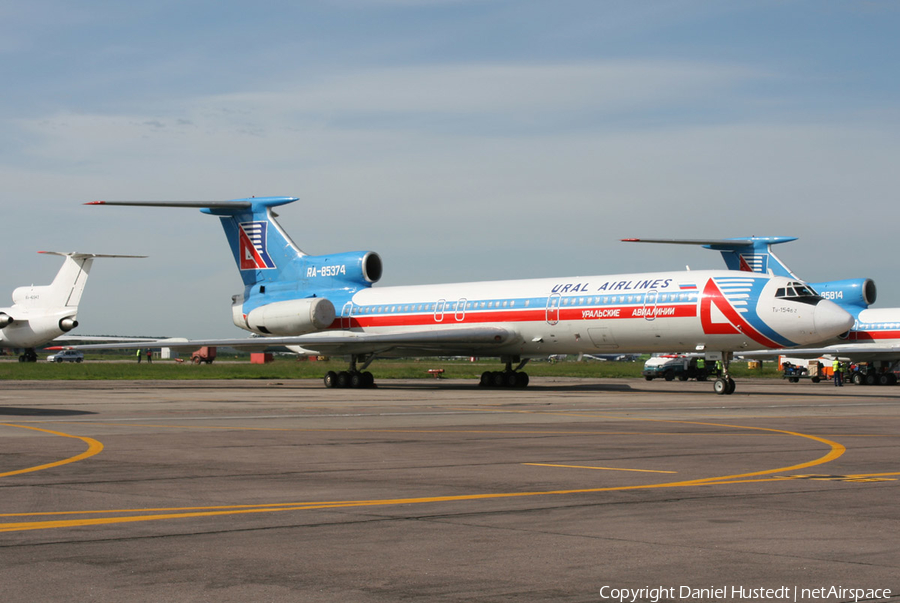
81,198,854,394
0,252,145,361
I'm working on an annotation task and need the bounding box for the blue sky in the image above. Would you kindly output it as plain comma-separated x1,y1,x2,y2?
2,1,898,337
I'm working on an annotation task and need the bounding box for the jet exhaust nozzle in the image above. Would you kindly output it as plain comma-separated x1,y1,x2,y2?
59,317,79,332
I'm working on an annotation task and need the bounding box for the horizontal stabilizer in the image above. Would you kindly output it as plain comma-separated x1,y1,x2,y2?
622,237,797,248
87,200,252,209
623,237,799,278
85,197,299,213
39,251,147,259
622,238,755,247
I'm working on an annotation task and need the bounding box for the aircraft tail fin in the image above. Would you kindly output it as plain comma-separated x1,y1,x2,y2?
87,197,305,287
622,237,799,278
12,252,146,309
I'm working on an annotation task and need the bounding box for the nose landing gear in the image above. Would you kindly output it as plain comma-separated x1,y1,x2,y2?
713,353,736,395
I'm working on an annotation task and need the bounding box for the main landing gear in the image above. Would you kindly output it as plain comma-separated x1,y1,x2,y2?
18,349,37,362
479,357,530,388
323,353,377,389
713,353,736,395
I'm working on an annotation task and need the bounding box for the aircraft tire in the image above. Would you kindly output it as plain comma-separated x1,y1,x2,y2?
491,371,505,387
726,378,736,395
517,372,529,388
362,371,375,387
480,371,493,387
714,378,728,395
324,371,338,388
337,371,351,388
350,372,364,388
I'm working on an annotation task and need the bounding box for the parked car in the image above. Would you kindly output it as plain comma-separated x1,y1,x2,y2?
642,355,715,381
46,349,84,363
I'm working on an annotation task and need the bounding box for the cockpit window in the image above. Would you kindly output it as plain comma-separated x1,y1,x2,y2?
775,282,822,305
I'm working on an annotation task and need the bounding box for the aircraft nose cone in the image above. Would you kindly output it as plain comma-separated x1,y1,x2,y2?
814,299,855,339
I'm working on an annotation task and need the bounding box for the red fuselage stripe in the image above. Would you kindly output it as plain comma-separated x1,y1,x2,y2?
331,304,697,329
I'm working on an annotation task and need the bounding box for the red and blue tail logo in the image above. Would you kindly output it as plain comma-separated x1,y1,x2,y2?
737,253,768,273
238,222,276,270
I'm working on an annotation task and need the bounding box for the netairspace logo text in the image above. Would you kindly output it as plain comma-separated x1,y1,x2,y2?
599,585,892,602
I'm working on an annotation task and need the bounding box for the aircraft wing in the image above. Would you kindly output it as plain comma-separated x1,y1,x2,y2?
53,335,160,344
737,343,900,361
70,327,517,357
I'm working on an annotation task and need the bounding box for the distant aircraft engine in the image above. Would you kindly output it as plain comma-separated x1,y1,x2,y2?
0,313,12,328
244,298,336,336
58,317,79,332
303,251,383,287
811,278,876,309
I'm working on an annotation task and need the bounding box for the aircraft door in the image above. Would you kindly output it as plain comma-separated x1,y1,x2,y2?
434,299,445,322
341,302,353,329
546,293,560,325
455,298,467,322
642,290,659,321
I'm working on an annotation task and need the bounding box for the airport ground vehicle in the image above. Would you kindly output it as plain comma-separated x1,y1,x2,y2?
191,346,217,364
642,355,714,381
847,362,898,385
46,349,84,363
781,360,824,383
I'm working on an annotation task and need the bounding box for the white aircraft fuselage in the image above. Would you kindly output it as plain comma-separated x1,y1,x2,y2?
267,270,851,359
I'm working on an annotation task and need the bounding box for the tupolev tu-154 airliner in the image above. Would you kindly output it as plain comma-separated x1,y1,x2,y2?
81,197,853,394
